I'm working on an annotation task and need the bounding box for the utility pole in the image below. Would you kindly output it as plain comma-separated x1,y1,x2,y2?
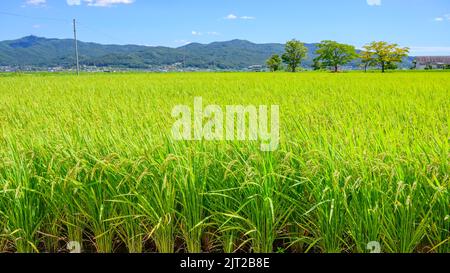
73,19,80,75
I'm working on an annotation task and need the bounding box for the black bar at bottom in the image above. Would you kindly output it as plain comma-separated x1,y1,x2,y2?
0,253,445,272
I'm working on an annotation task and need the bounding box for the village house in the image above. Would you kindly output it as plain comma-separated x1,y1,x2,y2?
414,56,450,69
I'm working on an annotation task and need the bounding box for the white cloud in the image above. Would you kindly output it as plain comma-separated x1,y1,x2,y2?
434,14,450,22
224,14,255,20
66,0,81,5
225,14,238,20
32,24,42,28
367,0,381,6
66,0,134,7
24,0,46,6
175,40,191,46
191,31,220,36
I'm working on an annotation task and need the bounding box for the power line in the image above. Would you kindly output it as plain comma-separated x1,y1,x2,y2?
1,10,158,71
76,22,128,45
0,11,70,23
0,10,147,46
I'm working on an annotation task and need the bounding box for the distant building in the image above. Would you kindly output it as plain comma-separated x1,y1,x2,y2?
414,56,450,69
248,65,264,72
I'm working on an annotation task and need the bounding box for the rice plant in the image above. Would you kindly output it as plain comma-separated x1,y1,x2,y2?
0,71,448,253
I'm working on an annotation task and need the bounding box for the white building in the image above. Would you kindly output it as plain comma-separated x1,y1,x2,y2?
414,56,450,69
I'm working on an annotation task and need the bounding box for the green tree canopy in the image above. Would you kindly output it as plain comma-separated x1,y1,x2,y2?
282,39,308,72
360,50,376,72
312,59,323,71
362,41,409,72
314,40,358,72
266,54,282,72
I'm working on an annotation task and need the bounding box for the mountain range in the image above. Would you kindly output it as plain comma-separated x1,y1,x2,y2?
0,36,413,70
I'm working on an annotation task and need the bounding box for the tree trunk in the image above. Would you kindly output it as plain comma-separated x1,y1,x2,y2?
381,62,385,73
334,65,338,73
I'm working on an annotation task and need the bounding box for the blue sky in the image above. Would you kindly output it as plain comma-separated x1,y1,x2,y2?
0,0,449,55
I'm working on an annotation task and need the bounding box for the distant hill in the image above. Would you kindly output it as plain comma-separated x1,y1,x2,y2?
0,36,412,70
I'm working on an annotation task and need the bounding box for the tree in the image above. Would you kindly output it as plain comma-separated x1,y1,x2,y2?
385,61,398,70
362,41,409,73
266,54,282,72
411,60,418,70
360,50,375,72
312,59,323,71
314,40,357,72
282,39,308,72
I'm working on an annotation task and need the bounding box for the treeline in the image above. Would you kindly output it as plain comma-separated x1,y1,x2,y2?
267,40,409,73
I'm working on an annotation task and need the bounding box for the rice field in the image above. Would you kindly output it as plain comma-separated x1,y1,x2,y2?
0,72,448,253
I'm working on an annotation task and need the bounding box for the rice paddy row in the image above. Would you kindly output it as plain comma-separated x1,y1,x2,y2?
0,72,448,253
